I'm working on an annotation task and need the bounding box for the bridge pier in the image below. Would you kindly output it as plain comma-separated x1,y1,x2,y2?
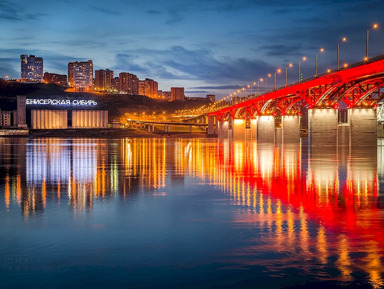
282,115,300,142
257,115,275,142
349,108,377,145
308,109,338,145
233,119,246,139
250,118,258,140
207,115,217,136
218,120,229,138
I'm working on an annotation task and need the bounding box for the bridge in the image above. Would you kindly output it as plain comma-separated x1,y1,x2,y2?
186,55,384,145
126,119,207,133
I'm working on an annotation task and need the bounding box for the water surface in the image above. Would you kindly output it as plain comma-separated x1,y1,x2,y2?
0,137,383,288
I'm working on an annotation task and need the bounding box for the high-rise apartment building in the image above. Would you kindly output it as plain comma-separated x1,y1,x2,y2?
138,79,158,98
144,78,158,98
95,69,114,92
119,72,139,95
43,72,67,86
68,60,93,91
170,87,184,101
20,55,43,82
138,80,146,96
111,77,119,93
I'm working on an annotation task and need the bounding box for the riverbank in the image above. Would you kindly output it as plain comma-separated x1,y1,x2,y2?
28,128,209,138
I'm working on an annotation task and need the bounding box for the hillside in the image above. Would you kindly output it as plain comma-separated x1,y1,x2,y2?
0,81,211,117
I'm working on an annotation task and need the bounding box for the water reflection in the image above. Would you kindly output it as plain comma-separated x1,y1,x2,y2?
0,137,384,287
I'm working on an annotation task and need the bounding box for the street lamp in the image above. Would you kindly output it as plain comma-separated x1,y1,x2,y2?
274,69,281,90
257,78,263,96
285,63,293,87
315,48,324,77
366,23,379,60
265,73,271,92
247,84,252,97
337,37,347,70
298,56,307,83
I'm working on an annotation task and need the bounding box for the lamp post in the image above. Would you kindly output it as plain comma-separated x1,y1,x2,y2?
366,23,379,60
265,73,272,92
337,37,347,70
248,84,252,98
298,57,307,83
315,48,324,77
274,69,281,90
285,63,293,87
259,78,263,95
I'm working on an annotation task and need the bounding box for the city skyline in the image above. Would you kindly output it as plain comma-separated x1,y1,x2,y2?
0,0,384,98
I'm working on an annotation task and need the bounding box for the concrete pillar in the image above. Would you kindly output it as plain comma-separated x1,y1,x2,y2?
228,117,234,139
308,108,337,146
233,119,246,139
257,115,275,143
207,115,217,135
218,120,229,138
348,108,377,146
282,115,300,142
250,118,258,140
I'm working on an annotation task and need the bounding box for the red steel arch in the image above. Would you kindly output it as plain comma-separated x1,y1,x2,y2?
209,56,384,118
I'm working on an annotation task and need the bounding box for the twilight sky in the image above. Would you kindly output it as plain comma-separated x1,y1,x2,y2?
0,0,384,98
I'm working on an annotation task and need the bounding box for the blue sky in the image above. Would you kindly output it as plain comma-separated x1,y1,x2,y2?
1,0,384,98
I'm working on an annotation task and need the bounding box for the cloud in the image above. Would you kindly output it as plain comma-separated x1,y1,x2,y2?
258,43,303,57
146,9,161,15
190,85,243,90
91,5,122,16
0,0,44,21
112,46,274,84
185,90,209,94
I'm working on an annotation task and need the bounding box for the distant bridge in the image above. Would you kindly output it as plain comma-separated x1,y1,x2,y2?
126,119,207,133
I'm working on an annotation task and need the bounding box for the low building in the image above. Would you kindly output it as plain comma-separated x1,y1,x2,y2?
43,72,67,86
0,95,27,128
206,94,215,102
0,110,16,127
